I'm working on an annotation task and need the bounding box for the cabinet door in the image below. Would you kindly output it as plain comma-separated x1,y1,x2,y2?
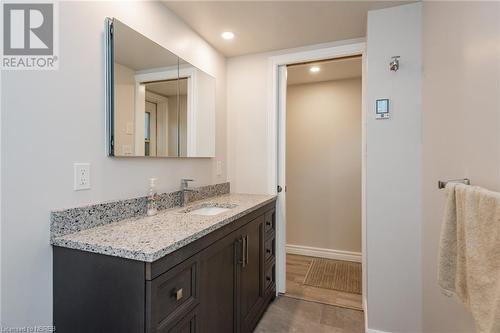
238,215,266,333
162,306,199,333
199,230,241,333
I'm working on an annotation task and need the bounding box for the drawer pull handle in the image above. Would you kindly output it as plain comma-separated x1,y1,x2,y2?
173,288,183,301
242,236,247,268
266,248,271,254
245,235,249,265
266,221,271,226
266,276,271,282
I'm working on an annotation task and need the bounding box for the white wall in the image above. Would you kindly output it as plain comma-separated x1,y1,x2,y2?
421,2,500,332
365,3,422,332
286,78,362,253
1,1,226,326
114,62,136,156
226,54,270,194
191,70,216,157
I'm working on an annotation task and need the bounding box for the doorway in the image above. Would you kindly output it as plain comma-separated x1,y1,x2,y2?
284,56,362,310
269,42,367,314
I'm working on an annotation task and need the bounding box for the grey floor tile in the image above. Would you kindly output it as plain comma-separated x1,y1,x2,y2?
255,296,364,333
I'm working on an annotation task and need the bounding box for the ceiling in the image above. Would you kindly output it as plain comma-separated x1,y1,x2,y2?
114,19,178,70
146,78,188,97
287,56,361,85
163,1,411,57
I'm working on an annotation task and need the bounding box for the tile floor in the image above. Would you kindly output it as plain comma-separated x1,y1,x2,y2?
254,296,364,333
254,254,365,333
286,254,363,310
254,254,365,332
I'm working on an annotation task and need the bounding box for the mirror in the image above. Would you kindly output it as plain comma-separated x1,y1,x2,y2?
105,18,215,157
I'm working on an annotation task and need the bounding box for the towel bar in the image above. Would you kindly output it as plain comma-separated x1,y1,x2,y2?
438,178,471,189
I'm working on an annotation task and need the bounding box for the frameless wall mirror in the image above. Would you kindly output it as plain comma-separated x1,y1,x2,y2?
105,18,215,157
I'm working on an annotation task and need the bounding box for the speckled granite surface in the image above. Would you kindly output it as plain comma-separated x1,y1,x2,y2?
50,182,230,240
51,193,276,262
184,182,230,203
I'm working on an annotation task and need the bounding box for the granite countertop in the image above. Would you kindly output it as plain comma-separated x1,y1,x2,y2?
51,193,276,262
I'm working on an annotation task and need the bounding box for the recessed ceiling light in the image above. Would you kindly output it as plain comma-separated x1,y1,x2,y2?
221,31,235,40
310,66,320,73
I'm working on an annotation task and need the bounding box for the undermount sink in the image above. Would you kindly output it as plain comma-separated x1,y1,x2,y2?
181,202,238,216
189,206,231,216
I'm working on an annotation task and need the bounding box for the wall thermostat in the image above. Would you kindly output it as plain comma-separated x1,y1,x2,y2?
376,99,390,119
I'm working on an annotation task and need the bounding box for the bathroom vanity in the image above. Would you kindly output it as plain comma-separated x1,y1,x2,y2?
52,194,276,333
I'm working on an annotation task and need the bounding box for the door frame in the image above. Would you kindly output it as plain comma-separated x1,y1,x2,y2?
266,40,367,312
135,67,196,156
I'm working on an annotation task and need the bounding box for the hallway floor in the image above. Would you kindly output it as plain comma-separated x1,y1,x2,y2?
254,296,364,333
285,254,363,310
255,255,364,332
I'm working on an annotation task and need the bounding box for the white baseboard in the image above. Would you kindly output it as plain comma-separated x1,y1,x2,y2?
366,329,392,333
286,244,362,262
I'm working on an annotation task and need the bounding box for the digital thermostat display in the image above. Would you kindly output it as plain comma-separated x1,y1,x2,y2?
376,99,390,119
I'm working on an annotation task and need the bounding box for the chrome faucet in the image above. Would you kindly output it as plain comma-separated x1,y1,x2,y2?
181,178,195,206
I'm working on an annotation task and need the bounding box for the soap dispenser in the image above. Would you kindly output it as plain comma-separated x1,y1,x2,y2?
147,178,159,216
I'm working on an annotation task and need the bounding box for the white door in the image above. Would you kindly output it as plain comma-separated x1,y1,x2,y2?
276,64,287,293
145,101,157,157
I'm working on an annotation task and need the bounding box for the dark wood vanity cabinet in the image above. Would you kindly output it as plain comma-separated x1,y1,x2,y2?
199,230,240,333
53,202,276,333
238,215,266,333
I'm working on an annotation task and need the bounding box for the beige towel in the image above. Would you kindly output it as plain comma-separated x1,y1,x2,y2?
438,183,500,333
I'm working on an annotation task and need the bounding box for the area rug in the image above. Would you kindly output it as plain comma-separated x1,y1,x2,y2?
303,258,362,294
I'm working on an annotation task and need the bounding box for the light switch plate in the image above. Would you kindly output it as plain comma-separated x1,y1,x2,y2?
74,163,90,191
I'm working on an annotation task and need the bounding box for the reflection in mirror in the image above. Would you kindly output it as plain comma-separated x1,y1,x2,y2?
106,18,215,157
112,18,179,157
142,78,187,157
178,58,216,157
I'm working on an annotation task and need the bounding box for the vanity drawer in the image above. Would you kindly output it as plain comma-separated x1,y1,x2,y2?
264,263,275,292
160,305,199,333
147,255,199,333
264,237,275,263
264,210,275,235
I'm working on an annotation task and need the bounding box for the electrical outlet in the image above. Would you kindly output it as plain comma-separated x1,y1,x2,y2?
216,161,223,176
74,163,91,191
